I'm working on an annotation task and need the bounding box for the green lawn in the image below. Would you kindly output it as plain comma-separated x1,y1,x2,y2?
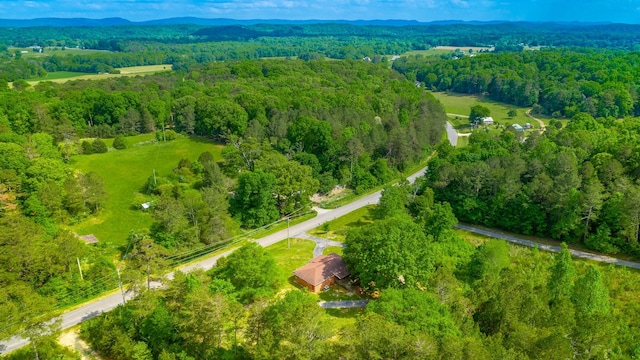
430,91,550,129
456,135,470,147
69,135,223,250
310,205,376,242
323,246,343,256
266,239,316,290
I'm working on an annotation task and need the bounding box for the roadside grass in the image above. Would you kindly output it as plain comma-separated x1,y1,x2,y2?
309,205,376,242
456,135,470,147
246,210,317,240
69,135,223,250
319,151,433,209
430,91,551,128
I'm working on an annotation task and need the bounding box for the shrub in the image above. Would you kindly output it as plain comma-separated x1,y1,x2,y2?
156,129,178,141
81,141,93,154
112,135,127,150
92,138,108,153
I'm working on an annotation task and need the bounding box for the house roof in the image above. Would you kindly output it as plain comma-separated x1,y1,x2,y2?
77,234,99,244
293,253,350,286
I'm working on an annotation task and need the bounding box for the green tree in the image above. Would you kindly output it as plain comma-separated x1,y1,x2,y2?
257,154,319,215
548,243,576,303
126,236,168,290
375,185,409,219
209,242,281,303
470,105,491,125
230,169,279,228
468,240,511,281
343,215,434,289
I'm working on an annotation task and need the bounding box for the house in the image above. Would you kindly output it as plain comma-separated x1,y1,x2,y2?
293,253,350,293
141,202,151,210
481,117,494,125
512,124,524,132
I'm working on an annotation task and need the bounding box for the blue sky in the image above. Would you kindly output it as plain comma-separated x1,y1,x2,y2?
1,0,639,23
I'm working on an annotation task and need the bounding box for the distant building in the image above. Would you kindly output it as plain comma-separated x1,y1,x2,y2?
482,117,494,125
75,233,99,245
141,202,151,210
391,55,401,61
293,253,350,293
512,124,524,132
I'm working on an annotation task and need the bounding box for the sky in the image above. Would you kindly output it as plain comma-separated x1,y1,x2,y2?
0,0,639,23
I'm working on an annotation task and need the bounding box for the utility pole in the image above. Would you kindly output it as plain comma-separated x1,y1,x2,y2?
287,216,291,249
116,268,126,305
76,257,84,280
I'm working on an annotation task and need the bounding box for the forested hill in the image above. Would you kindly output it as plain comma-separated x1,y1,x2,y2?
2,21,640,50
393,49,640,118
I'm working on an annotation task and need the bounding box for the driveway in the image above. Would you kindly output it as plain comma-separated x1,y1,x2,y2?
296,232,345,257
318,300,369,309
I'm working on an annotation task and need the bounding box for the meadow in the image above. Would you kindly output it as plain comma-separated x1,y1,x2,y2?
429,91,549,131
25,64,172,86
69,134,223,250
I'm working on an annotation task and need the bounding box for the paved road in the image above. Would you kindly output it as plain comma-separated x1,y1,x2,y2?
318,300,369,309
0,165,428,355
445,122,458,146
457,223,640,270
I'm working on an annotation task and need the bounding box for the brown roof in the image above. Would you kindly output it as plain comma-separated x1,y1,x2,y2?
293,253,350,286
77,234,99,244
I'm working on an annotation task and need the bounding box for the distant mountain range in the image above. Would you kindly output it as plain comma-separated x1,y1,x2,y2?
0,17,537,28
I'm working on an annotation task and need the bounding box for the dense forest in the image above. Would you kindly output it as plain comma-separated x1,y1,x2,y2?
3,21,640,81
393,49,640,118
5,19,640,359
0,59,444,350
75,184,640,359
425,113,640,257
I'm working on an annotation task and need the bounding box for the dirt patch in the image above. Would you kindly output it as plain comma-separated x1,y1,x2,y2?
311,186,348,204
58,328,102,360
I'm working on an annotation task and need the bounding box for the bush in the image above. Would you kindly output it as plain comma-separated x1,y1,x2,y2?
81,140,93,154
92,138,108,153
112,135,127,150
155,129,178,141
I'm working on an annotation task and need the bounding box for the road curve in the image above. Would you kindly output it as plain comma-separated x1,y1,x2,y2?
456,223,640,270
0,166,428,355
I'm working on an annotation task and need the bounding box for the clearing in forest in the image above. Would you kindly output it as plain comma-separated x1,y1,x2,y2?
70,134,223,250
429,91,550,131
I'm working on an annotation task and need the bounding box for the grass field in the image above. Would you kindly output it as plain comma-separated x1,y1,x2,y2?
28,71,91,81
266,238,316,288
400,46,493,58
70,134,223,251
309,205,376,242
10,47,109,60
429,91,550,132
25,64,172,86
